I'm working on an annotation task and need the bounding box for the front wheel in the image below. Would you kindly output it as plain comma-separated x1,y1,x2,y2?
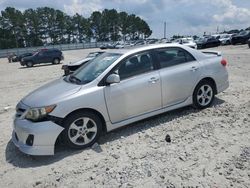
62,111,102,149
52,58,60,64
26,61,33,67
193,80,215,109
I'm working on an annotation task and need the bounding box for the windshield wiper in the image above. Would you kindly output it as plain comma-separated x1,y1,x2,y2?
69,75,82,84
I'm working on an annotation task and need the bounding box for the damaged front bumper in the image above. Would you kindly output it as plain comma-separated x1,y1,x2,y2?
12,118,64,155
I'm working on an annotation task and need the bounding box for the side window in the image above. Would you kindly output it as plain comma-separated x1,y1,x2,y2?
42,51,49,56
38,51,44,56
156,48,195,68
117,52,154,80
47,51,54,55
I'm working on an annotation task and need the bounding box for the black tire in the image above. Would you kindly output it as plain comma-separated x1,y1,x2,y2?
52,58,60,64
193,80,215,109
26,61,33,67
62,111,102,149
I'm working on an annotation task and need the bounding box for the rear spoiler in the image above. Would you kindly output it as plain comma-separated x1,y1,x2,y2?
202,51,222,56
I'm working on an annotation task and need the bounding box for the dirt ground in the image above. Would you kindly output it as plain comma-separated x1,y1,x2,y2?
0,45,249,188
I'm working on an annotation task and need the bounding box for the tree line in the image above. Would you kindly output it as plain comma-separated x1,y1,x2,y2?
0,7,152,49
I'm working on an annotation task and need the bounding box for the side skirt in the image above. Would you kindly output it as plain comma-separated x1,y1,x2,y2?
106,96,193,132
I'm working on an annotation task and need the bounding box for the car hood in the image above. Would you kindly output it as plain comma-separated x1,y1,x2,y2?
21,78,81,107
232,34,247,38
67,57,92,66
23,55,35,61
183,42,196,46
196,41,206,44
220,38,230,41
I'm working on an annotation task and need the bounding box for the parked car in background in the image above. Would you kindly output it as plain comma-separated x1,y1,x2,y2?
115,41,125,49
7,53,17,63
197,36,221,49
248,39,250,48
219,34,233,45
231,30,250,45
100,43,116,49
174,37,197,49
62,51,104,75
20,48,64,67
134,40,146,46
12,52,34,62
13,43,229,155
159,38,170,43
146,39,159,44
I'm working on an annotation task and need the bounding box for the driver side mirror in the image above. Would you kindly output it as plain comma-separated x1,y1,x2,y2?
106,74,120,85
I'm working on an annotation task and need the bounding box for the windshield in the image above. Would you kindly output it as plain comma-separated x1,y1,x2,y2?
66,53,121,85
239,31,249,36
198,38,207,42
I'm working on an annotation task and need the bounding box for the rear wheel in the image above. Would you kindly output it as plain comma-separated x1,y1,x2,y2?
62,111,102,149
193,80,215,109
52,58,60,64
26,61,33,67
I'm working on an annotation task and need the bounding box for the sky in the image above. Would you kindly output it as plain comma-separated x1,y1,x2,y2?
0,0,250,38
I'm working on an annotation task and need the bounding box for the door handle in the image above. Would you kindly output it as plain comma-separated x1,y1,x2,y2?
148,77,159,83
190,66,199,72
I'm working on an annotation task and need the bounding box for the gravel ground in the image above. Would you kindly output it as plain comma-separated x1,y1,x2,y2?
0,45,249,188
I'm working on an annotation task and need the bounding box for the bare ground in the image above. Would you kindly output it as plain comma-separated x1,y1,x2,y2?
0,45,249,188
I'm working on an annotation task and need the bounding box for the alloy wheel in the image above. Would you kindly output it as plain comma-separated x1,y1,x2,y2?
197,84,213,106
68,117,97,146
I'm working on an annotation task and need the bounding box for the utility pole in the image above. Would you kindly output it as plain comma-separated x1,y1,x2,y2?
164,21,166,38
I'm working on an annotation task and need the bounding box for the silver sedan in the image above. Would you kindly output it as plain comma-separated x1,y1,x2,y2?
13,44,229,155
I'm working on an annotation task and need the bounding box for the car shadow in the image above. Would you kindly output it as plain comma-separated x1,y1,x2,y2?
5,97,225,168
18,63,62,69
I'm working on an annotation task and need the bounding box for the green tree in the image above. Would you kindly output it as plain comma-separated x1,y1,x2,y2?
0,7,152,49
1,7,26,48
23,8,43,46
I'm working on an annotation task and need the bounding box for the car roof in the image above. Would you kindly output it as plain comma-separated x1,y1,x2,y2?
105,43,186,56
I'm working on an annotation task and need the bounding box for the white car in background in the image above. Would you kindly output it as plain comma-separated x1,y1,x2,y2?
12,43,228,155
174,37,197,49
62,51,104,75
219,34,233,45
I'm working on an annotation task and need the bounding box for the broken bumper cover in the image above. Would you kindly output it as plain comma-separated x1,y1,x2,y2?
12,119,64,155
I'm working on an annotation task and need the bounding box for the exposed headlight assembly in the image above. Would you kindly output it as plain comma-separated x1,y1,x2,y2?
25,105,56,121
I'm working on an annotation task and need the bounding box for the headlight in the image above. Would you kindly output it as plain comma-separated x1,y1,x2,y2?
25,105,56,121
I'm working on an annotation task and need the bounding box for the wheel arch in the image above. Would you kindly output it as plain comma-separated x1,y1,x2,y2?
62,108,107,133
26,60,34,63
194,77,218,95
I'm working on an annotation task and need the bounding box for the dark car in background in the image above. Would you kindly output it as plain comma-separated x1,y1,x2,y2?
20,48,64,67
248,39,250,48
62,51,104,75
197,36,221,49
100,43,116,50
12,52,34,62
231,30,250,45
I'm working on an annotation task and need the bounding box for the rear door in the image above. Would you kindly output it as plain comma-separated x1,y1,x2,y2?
36,51,50,63
155,47,201,107
104,51,162,123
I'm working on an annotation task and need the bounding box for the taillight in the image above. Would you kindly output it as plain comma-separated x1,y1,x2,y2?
221,59,227,66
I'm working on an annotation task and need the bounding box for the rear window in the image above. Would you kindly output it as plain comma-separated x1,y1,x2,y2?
156,47,196,68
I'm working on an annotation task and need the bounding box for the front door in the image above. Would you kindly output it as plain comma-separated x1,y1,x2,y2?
104,52,162,124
